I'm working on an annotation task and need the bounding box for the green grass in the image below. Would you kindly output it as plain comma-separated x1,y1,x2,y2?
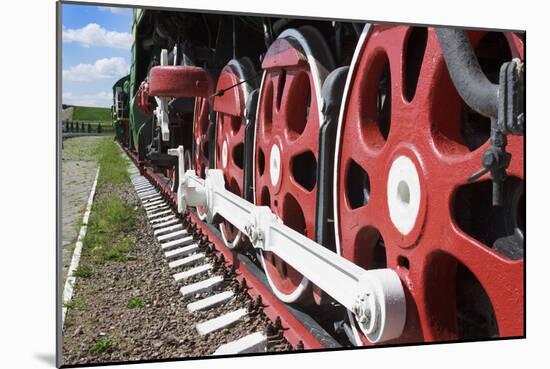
65,105,115,132
72,106,111,122
82,138,137,262
90,336,113,354
64,295,86,310
127,297,145,309
95,138,130,188
84,195,136,263
73,265,93,278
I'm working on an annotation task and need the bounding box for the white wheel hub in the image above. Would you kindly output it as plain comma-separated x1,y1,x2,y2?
222,140,228,169
386,155,421,235
269,144,281,187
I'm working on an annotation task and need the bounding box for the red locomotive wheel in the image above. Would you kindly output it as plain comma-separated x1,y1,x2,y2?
254,27,335,303
194,94,211,221
167,167,177,192
213,58,257,248
334,25,524,345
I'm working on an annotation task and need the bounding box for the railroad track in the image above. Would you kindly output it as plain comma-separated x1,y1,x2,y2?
125,151,342,355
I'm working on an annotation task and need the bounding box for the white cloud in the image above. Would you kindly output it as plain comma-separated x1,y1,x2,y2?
63,91,113,108
63,57,129,82
98,6,133,15
62,23,132,49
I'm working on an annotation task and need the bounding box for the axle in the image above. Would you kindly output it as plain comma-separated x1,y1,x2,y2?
168,146,406,343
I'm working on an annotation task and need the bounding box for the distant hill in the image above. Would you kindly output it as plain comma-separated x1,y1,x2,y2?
71,106,111,122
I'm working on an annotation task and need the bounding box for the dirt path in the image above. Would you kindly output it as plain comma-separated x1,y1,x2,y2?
61,136,106,286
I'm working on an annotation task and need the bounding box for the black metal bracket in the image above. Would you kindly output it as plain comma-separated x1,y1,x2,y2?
498,58,525,136
436,29,524,207
315,66,349,250
467,58,524,206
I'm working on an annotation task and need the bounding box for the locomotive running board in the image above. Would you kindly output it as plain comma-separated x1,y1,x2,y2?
168,146,407,343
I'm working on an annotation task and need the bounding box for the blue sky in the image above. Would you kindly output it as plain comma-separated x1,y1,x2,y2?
62,4,133,107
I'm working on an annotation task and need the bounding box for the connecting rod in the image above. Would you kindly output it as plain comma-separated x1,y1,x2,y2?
169,146,406,343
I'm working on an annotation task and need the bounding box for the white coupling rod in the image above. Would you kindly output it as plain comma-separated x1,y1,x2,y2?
168,146,406,343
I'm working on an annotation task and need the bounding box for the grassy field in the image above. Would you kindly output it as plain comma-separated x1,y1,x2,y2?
64,105,114,132
95,137,130,188
83,138,137,263
72,106,112,122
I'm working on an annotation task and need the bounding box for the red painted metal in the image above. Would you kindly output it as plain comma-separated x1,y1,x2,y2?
261,38,308,70
149,66,213,98
136,81,154,116
193,96,210,180
213,67,243,117
213,63,249,246
335,26,524,344
166,167,176,192
254,33,322,301
193,95,210,221
122,144,325,350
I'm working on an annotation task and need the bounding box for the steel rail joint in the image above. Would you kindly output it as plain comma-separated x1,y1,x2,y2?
172,146,406,343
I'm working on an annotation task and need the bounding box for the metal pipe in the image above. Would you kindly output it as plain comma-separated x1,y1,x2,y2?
435,28,498,118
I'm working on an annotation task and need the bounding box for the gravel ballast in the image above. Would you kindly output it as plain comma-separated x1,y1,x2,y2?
62,170,290,365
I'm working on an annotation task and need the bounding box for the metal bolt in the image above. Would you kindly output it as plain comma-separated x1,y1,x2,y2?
482,151,496,167
493,132,506,147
